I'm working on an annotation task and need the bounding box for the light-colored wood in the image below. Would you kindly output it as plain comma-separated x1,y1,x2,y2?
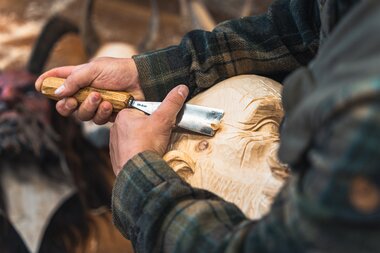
41,77,133,112
164,75,290,219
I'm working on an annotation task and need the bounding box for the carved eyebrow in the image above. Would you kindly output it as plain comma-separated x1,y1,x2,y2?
243,97,264,111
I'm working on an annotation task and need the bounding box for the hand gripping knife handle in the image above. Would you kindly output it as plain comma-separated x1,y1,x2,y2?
40,77,224,136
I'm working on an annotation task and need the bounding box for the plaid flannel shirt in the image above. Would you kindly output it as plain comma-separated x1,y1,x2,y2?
113,0,380,252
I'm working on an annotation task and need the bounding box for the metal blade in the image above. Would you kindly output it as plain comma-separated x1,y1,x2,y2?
130,101,161,115
130,100,224,136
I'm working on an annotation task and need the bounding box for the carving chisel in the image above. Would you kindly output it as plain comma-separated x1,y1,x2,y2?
40,77,224,136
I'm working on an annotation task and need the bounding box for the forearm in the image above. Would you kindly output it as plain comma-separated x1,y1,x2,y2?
111,101,380,253
111,151,246,252
277,1,380,251
112,151,300,253
134,0,320,101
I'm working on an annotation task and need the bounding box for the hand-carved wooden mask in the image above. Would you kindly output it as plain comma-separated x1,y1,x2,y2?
164,75,290,219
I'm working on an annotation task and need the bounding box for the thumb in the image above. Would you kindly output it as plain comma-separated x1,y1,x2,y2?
54,63,93,97
152,85,189,126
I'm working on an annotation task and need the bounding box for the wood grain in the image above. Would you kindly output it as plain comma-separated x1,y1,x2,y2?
41,77,133,112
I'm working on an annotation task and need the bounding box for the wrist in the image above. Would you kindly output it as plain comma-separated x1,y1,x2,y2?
126,148,158,163
115,149,158,176
125,58,144,100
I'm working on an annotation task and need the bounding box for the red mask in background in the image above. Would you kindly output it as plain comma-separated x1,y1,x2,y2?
0,70,59,159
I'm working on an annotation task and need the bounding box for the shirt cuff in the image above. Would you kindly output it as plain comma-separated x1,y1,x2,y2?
133,46,191,102
111,150,183,240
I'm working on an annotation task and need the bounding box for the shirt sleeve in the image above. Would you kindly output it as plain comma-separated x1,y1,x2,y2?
112,2,380,252
133,0,320,101
112,102,380,253
111,151,294,253
111,151,248,252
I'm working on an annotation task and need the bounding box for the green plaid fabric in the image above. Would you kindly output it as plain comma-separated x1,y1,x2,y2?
113,0,380,252
133,0,322,101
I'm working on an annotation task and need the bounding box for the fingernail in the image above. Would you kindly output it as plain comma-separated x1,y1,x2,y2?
55,84,66,95
178,85,188,99
90,93,101,104
103,104,112,113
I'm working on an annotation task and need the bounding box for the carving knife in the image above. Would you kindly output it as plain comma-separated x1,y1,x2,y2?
40,77,224,136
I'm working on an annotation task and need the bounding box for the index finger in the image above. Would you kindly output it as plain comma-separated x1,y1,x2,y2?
35,64,86,91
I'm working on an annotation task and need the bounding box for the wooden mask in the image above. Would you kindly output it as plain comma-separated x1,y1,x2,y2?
164,75,290,219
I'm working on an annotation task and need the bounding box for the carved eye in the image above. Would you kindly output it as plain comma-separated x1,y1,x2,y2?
256,122,279,134
164,150,195,181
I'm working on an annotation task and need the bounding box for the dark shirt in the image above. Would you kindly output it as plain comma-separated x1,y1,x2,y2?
133,0,355,102
113,0,380,252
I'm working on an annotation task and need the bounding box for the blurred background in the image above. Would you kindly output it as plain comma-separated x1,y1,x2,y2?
0,0,273,70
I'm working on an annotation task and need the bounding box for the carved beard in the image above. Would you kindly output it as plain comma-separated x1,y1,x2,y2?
0,105,61,167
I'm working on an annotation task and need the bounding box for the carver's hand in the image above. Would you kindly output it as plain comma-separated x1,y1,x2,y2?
35,57,143,124
109,85,189,176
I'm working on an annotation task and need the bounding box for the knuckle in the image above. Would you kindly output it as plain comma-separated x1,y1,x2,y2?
154,112,175,127
99,108,111,118
65,76,80,91
166,96,182,108
88,61,100,75
114,111,124,123
162,117,176,127
117,109,129,118
81,102,95,113
119,108,135,117
115,109,141,125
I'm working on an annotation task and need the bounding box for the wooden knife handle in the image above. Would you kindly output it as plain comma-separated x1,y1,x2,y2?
41,77,134,112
